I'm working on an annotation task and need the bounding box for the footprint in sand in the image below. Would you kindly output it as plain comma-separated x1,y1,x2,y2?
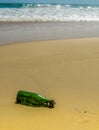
75,108,89,124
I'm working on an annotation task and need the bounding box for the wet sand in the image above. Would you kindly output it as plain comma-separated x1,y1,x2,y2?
1,21,99,45
0,38,99,130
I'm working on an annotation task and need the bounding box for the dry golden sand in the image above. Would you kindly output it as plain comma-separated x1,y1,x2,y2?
0,38,99,130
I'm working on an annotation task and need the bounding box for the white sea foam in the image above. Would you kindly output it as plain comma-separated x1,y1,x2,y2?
0,4,99,22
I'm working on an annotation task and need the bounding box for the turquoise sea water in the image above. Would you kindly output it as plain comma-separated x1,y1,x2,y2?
0,3,99,21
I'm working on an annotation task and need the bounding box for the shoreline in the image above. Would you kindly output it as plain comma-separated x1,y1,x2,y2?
1,21,99,45
1,20,99,129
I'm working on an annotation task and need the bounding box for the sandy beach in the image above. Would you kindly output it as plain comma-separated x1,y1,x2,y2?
0,38,99,130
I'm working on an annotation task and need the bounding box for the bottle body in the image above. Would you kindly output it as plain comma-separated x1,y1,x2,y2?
16,90,55,108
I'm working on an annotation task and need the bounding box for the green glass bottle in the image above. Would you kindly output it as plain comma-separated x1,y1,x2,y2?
16,90,55,108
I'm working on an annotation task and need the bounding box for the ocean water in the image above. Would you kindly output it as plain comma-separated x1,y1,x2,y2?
0,3,99,22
